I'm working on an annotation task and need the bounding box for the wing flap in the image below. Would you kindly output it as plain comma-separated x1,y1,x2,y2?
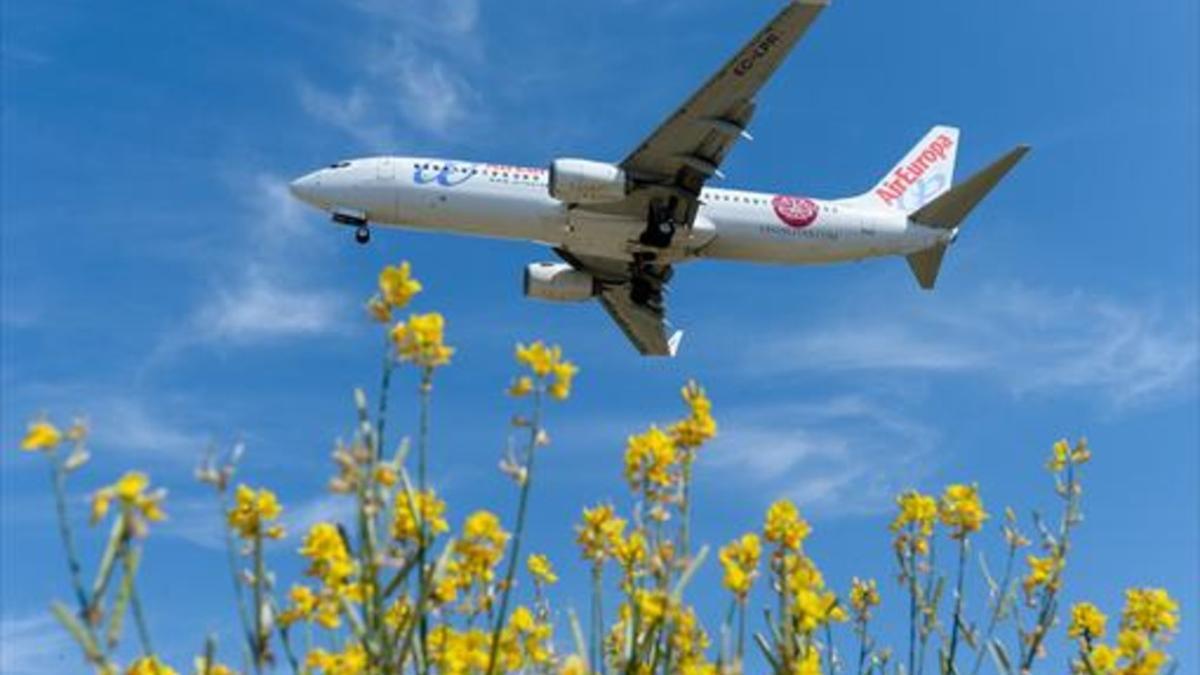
599,288,683,357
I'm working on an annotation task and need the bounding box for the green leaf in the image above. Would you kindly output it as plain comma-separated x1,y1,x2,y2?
90,516,125,608
106,548,138,648
51,600,103,662
753,632,783,674
670,545,708,600
566,607,589,670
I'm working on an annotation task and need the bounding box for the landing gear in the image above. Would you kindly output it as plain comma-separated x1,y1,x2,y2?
639,199,678,249
354,225,371,245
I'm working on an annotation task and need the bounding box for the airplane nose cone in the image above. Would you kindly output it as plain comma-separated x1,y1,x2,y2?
288,171,322,204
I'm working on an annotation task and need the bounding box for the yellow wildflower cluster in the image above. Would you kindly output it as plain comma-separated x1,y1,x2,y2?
91,471,166,532
719,533,761,598
21,418,63,451
849,577,881,622
1049,437,1091,472
367,261,422,323
392,488,449,543
513,341,578,400
1023,553,1065,599
938,483,988,539
669,380,717,448
390,312,454,368
453,510,509,588
788,556,847,634
763,499,811,552
298,522,360,619
576,503,626,563
306,643,367,675
890,490,937,555
623,425,677,492
1071,589,1179,674
1068,601,1108,640
279,583,341,629
428,607,553,674
226,484,284,540
526,553,558,586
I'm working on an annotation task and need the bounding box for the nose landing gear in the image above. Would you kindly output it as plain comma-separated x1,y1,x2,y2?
354,225,371,245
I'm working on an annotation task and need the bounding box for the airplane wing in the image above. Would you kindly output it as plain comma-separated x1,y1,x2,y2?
555,249,683,356
592,0,828,225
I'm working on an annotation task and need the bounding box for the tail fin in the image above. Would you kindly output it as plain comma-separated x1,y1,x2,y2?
905,144,1031,289
909,145,1030,229
852,125,960,212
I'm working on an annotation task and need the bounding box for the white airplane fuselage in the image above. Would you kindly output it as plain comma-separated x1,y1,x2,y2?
289,156,953,267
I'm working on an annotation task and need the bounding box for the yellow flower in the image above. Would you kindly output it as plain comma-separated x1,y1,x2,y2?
1068,601,1108,639
226,484,285,540
1022,554,1064,598
614,529,647,576
849,577,881,620
527,553,558,586
763,499,811,551
390,312,454,368
126,656,179,675
670,381,717,448
1085,643,1118,673
548,359,578,401
624,426,677,490
938,483,987,539
278,584,318,626
192,656,237,675
514,341,577,400
1121,588,1179,635
793,585,847,634
305,643,367,675
792,647,822,675
91,471,166,530
392,488,449,543
1048,437,1091,472
299,522,355,588
576,503,626,563
20,418,62,451
454,510,509,584
508,376,534,397
891,490,938,555
1116,629,1149,658
378,261,422,309
516,341,560,377
719,533,761,598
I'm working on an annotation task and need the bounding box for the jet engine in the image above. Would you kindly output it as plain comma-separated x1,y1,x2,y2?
547,158,628,204
523,262,597,302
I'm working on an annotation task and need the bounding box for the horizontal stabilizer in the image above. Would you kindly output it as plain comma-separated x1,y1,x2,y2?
910,145,1030,229
906,243,947,290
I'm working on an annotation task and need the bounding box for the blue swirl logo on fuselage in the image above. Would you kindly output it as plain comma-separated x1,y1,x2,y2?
413,162,475,188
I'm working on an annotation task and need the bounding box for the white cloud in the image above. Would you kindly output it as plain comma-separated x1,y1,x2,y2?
296,0,481,144
175,173,347,348
752,284,1199,408
192,270,343,345
706,396,938,516
0,612,76,675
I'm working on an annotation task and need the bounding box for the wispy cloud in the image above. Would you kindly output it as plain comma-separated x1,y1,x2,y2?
0,612,75,675
164,493,355,550
751,284,1198,408
706,396,938,516
296,0,481,146
172,173,347,350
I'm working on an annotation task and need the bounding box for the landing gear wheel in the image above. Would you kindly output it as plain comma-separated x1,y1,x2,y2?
639,219,676,248
354,225,371,245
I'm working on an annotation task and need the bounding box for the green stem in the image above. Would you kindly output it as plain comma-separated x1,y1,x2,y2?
968,542,1018,675
487,388,543,674
417,368,433,674
49,453,90,616
251,532,265,673
945,537,968,674
124,543,154,656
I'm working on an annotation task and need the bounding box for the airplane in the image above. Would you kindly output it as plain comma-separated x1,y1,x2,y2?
289,0,1029,356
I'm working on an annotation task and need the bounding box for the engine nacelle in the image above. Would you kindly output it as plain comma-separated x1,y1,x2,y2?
523,262,597,302
547,158,628,204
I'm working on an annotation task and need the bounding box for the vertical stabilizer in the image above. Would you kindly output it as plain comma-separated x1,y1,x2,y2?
853,126,960,212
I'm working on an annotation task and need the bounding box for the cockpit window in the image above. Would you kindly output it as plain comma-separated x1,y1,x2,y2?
328,161,352,169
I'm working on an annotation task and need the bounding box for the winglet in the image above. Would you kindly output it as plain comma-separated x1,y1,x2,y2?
668,330,685,357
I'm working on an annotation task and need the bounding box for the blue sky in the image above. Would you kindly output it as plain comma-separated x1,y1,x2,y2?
2,1,1197,672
